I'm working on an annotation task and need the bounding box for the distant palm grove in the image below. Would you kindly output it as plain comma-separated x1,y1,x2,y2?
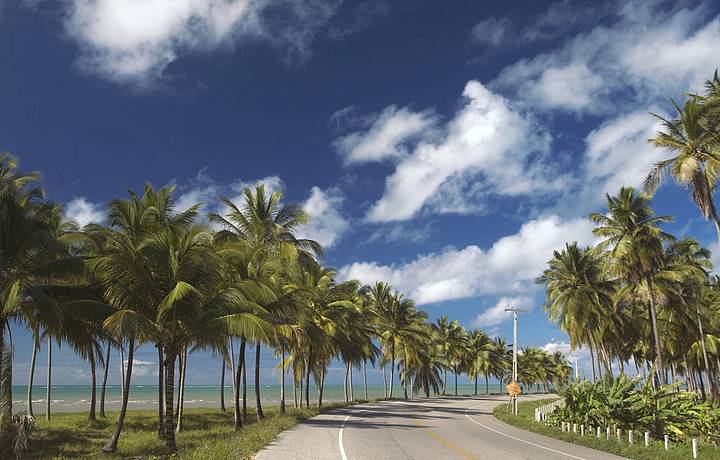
538,73,720,402
0,153,569,456
3,72,720,457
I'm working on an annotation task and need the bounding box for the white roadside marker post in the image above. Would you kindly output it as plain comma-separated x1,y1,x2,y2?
606,427,611,439
692,439,698,459
573,423,577,434
596,426,601,438
664,434,669,451
644,432,649,447
581,425,585,437
628,430,633,445
616,428,621,442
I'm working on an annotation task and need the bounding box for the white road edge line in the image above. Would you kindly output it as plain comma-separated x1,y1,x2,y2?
339,409,367,460
338,402,411,460
464,403,587,460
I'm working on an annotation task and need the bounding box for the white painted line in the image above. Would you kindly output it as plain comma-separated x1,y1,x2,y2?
339,413,351,460
338,401,415,460
339,409,368,460
464,403,588,460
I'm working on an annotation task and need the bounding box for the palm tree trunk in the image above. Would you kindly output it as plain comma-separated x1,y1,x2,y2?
349,364,354,401
88,348,97,421
599,343,614,379
403,370,408,399
363,360,369,400
280,346,286,415
698,368,706,400
389,343,396,399
254,342,264,420
382,364,387,398
176,347,187,432
712,213,720,245
46,337,52,421
474,375,477,396
175,349,183,417
157,345,164,438
233,339,243,431
343,363,350,402
646,276,666,385
317,369,325,408
27,333,39,417
443,369,447,395
305,345,312,408
163,349,178,455
298,372,302,408
0,319,13,420
485,374,489,395
240,338,247,421
120,345,125,396
588,339,596,383
103,335,135,453
230,339,236,409
696,305,718,399
100,341,110,418
454,365,458,396
293,374,298,408
220,359,226,412
0,319,7,421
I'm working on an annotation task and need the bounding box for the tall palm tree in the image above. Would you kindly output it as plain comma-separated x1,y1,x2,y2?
467,329,491,395
646,95,720,241
210,184,320,419
590,187,674,384
537,242,616,382
0,154,60,419
373,288,427,399
431,315,452,394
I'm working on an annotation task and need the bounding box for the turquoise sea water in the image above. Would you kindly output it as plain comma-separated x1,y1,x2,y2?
12,384,509,413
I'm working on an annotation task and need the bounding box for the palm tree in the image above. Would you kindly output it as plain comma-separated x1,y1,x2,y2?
210,184,320,419
373,288,427,399
537,242,616,382
590,187,674,384
431,316,452,394
646,95,720,241
0,154,60,419
467,329,491,395
88,184,205,452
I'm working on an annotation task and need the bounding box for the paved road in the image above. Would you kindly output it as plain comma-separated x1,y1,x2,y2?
256,395,626,460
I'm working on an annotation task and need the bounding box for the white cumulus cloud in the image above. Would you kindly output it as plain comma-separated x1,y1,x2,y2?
64,197,107,227
338,215,595,304
492,0,720,113
65,0,341,86
333,105,438,164
349,81,557,223
297,186,350,248
473,296,533,327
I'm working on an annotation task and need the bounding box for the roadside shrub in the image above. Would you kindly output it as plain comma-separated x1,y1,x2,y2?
546,376,720,444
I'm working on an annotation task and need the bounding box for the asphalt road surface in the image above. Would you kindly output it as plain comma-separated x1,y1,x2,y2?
255,395,626,460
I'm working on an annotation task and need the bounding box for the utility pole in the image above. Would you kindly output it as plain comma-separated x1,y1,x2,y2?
504,306,527,415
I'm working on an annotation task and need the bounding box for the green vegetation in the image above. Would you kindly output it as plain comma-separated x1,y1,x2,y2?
0,153,569,458
549,377,720,443
25,404,351,459
495,398,720,460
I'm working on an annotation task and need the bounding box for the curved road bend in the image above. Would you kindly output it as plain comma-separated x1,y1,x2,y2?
255,395,626,460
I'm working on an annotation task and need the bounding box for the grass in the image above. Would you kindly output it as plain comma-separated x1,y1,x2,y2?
25,401,361,459
494,398,720,460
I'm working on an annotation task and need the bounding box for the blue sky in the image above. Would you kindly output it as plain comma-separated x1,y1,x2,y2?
2,0,720,386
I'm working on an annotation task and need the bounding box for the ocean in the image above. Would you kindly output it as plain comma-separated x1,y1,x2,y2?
12,384,509,413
